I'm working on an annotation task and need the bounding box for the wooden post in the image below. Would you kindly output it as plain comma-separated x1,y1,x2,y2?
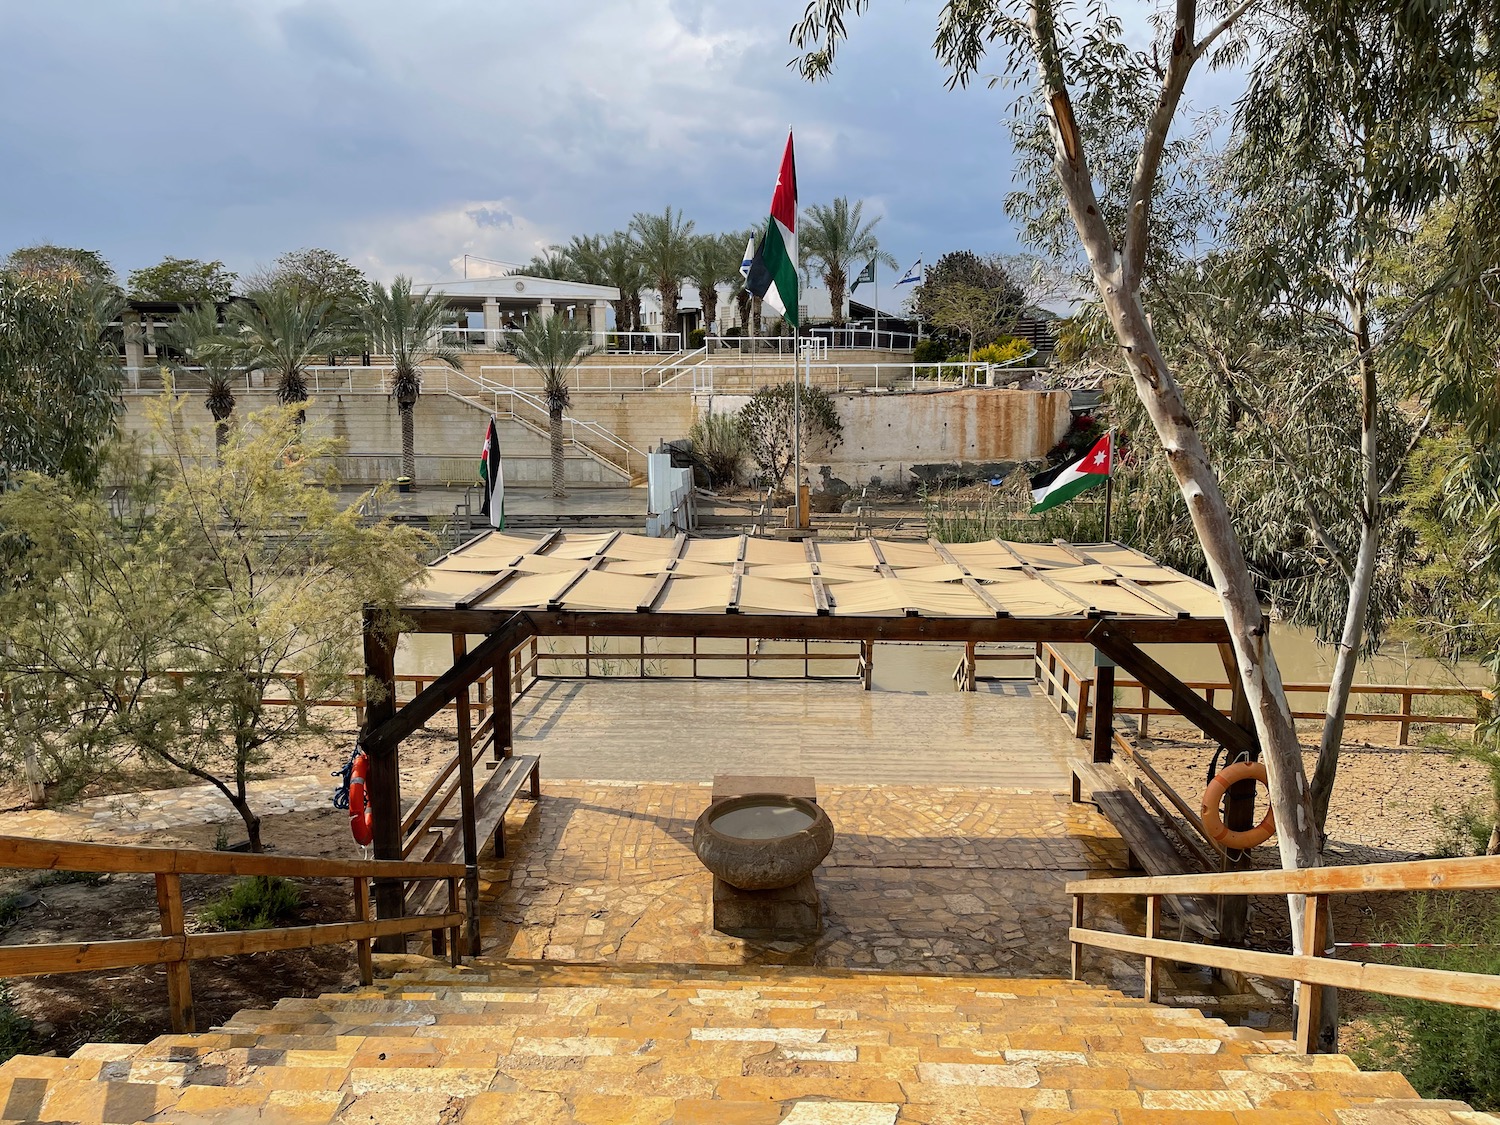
353,876,374,986
965,641,977,692
294,673,308,726
476,672,489,725
1295,893,1330,1053
692,635,699,678
1139,684,1150,738
1143,893,1162,1003
1398,688,1412,746
155,872,193,1033
452,634,482,958
361,610,406,954
862,641,874,691
494,650,512,760
1091,658,1115,763
447,877,463,968
1076,677,1093,740
1070,895,1084,981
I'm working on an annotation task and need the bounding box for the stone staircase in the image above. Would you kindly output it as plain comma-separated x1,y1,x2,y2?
1,959,1493,1124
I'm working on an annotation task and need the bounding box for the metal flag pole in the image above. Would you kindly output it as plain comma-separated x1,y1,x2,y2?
872,261,879,350
1103,429,1115,542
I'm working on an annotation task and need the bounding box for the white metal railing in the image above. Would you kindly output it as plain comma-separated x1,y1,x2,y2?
605,330,683,354
463,373,647,478
684,353,1041,395
479,364,666,393
702,330,919,354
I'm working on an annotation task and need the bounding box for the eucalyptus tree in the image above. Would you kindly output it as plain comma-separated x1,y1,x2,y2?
160,303,240,457
3,245,115,286
128,257,237,305
630,207,697,345
362,277,465,486
799,197,896,328
511,314,597,498
0,272,124,489
228,285,348,422
686,233,743,337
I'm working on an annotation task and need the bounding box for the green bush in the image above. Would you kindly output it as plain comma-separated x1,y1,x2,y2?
689,327,707,349
197,875,302,931
688,411,745,487
1350,893,1500,1110
1431,796,1496,858
913,338,948,364
972,336,1032,365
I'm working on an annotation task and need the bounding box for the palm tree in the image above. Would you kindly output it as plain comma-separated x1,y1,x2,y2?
362,277,464,487
599,230,647,334
800,197,897,329
686,233,743,338
629,207,696,346
161,303,238,458
511,314,596,499
228,285,347,423
521,248,575,279
731,227,756,343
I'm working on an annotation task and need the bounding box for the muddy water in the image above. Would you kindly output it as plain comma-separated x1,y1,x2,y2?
397,626,1484,695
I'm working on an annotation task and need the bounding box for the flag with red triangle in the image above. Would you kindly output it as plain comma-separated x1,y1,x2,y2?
478,418,504,529
1030,432,1112,513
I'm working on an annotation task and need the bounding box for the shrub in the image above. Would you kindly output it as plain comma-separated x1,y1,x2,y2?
913,338,948,364
1350,893,1500,1110
0,983,36,1066
688,411,745,487
972,336,1032,365
197,875,302,931
689,327,707,349
1431,796,1495,858
738,382,843,493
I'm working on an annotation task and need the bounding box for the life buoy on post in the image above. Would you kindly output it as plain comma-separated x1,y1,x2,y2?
1200,761,1275,849
348,750,375,847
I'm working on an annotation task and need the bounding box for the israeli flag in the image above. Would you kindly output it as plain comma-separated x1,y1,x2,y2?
740,236,755,280
896,258,923,286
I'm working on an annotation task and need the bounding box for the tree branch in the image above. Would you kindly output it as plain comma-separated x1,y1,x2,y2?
1195,0,1259,56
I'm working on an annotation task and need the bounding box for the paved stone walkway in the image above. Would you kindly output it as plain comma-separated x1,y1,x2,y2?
482,781,1132,981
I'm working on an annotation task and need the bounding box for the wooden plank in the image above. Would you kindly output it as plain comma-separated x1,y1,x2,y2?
636,539,686,613
1296,894,1331,1052
1089,626,1259,759
991,540,1099,614
185,913,465,960
451,633,481,958
361,607,405,950
1066,854,1500,898
1070,926,1500,1012
1144,894,1162,1003
726,561,745,615
362,612,535,756
155,873,193,1033
1052,539,1193,618
1113,732,1222,856
0,936,183,977
1133,778,1217,870
353,876,374,986
0,837,466,881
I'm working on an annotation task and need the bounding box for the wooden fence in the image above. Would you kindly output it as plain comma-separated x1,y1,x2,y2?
0,835,467,1034
1068,854,1500,1053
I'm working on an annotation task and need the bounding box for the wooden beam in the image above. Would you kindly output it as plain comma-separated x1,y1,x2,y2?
361,609,405,953
929,540,1008,617
991,540,1099,615
1067,854,1500,898
1088,626,1258,759
869,540,917,616
451,634,481,957
362,614,535,757
1052,540,1192,618
636,535,686,613
805,541,831,615
727,560,745,614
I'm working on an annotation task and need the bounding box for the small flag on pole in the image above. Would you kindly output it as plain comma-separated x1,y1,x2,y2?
744,130,799,329
479,417,505,529
1030,432,1112,513
896,258,923,286
739,236,755,281
850,260,875,292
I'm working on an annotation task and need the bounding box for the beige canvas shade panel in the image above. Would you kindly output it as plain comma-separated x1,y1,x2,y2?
413,532,1226,622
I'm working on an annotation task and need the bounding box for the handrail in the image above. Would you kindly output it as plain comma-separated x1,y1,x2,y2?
0,834,468,1035
1035,642,1094,739
467,373,646,475
1067,854,1500,1052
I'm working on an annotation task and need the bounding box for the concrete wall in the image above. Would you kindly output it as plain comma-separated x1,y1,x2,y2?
119,390,627,488
700,387,1071,498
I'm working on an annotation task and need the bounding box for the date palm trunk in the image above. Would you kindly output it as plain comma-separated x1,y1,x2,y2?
398,395,417,486
828,266,848,328
549,404,566,499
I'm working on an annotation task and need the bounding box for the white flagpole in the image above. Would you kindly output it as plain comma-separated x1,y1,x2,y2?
873,261,880,350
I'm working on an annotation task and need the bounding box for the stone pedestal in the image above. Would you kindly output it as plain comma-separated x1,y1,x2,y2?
712,874,821,941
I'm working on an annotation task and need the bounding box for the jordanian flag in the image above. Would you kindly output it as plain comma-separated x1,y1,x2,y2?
479,417,504,530
745,130,798,329
1030,432,1112,513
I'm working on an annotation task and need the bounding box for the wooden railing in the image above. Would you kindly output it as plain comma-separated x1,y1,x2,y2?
950,642,1034,692
1119,679,1489,745
0,835,467,1035
1034,642,1094,739
1067,855,1500,1053
532,636,866,684
1109,729,1224,865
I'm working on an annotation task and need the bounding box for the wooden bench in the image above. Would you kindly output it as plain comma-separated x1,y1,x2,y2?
1070,758,1219,939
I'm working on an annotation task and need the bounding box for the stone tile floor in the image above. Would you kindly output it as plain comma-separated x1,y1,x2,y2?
481,782,1137,982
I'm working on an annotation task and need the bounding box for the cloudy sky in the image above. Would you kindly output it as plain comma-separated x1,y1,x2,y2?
0,1,1236,310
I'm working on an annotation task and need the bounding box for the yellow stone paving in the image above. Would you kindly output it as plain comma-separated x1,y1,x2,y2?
0,958,1493,1124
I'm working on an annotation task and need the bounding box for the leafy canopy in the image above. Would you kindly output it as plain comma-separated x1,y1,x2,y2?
127,257,238,305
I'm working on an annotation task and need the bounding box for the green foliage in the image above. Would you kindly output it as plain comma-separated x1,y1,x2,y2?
0,983,37,1066
688,411,744,487
3,244,115,286
228,284,350,407
911,251,1025,357
127,257,237,305
971,337,1030,365
249,248,367,323
799,197,896,328
511,315,597,499
686,233,742,334
160,303,239,445
1351,894,1500,1110
630,207,697,337
737,382,843,493
1431,796,1496,858
912,338,948,364
689,327,707,348
0,273,126,489
197,876,302,931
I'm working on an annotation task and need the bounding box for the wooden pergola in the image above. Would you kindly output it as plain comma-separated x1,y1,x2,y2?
359,531,1262,950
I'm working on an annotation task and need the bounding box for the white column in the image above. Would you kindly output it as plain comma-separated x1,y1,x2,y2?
589,300,608,347
123,311,145,386
482,298,500,348
537,299,555,323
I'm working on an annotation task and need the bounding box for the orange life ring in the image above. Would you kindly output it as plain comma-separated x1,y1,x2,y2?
1200,761,1276,849
348,751,374,847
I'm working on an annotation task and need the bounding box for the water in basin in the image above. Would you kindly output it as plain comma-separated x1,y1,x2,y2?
710,801,815,840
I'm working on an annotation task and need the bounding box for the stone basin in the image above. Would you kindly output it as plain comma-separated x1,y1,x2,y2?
692,793,834,891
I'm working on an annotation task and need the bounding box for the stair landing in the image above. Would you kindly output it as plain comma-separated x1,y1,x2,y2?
0,959,1491,1124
